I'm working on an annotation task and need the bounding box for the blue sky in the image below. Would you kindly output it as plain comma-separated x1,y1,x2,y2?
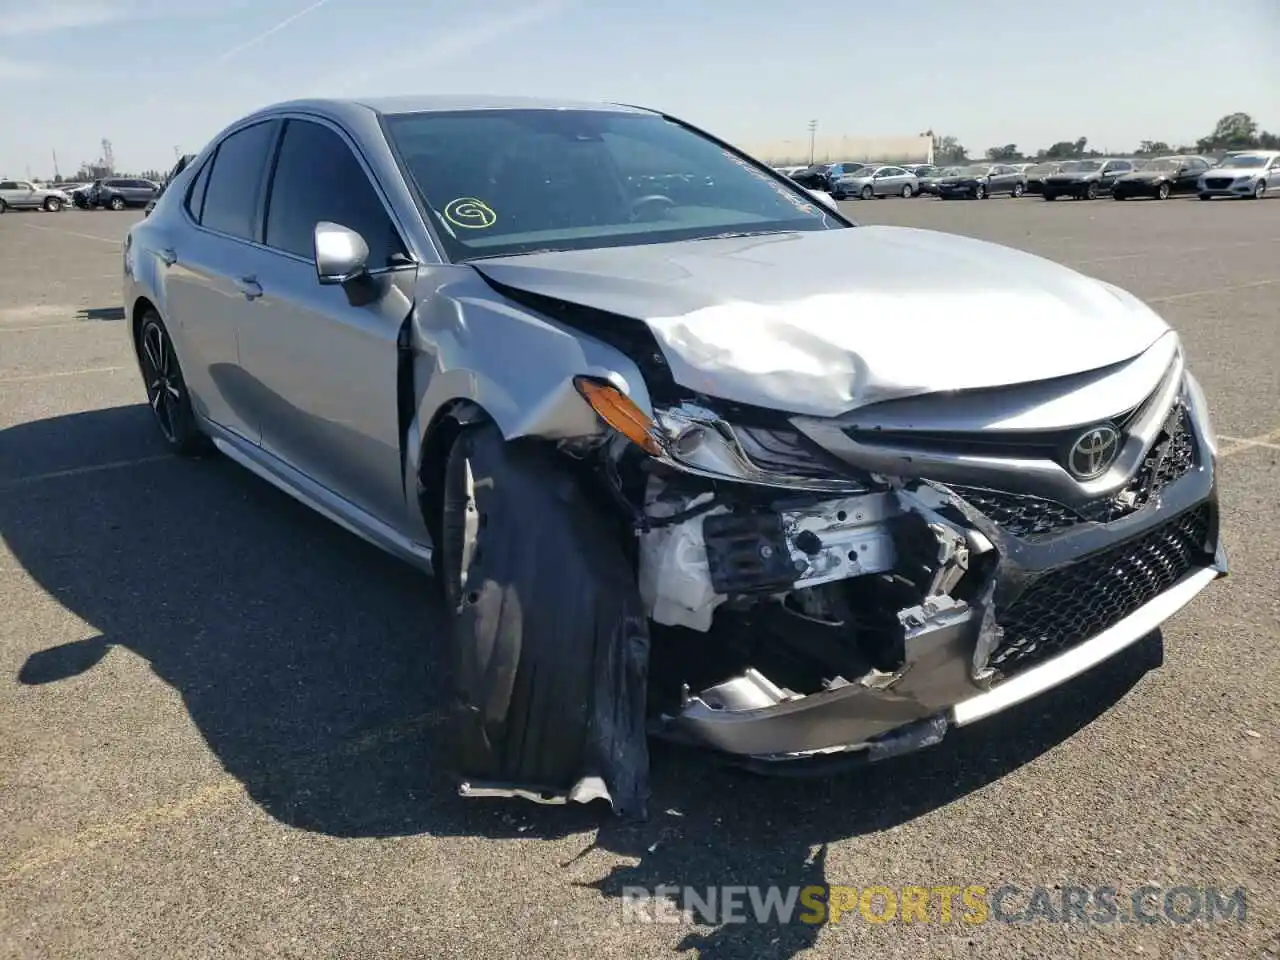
1,0,1277,178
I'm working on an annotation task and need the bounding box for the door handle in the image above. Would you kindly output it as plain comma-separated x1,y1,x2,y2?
159,247,177,267
236,276,263,301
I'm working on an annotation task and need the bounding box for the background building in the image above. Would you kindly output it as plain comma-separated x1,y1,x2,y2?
741,134,934,166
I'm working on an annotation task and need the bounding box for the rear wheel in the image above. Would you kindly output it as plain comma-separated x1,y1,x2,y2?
0,199,6,214
900,184,913,198
1156,182,1171,200
135,310,207,455
1198,193,1211,201
108,195,126,211
1043,191,1057,201
43,196,63,212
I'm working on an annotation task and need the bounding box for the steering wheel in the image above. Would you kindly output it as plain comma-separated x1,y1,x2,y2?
630,193,675,221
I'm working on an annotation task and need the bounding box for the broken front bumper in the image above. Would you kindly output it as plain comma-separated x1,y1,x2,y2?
659,450,1226,763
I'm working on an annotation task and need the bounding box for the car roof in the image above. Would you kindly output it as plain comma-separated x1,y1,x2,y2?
277,94,655,117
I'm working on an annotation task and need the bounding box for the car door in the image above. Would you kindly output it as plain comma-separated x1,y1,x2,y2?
4,180,37,208
1100,160,1130,191
235,115,417,528
0,180,22,207
874,166,898,195
994,165,1017,194
159,119,280,444
1174,158,1202,192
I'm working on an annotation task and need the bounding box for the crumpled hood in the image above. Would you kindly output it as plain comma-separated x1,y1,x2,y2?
470,226,1169,417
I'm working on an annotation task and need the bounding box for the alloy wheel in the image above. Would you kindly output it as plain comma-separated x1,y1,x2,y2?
1157,183,1170,200
139,320,184,444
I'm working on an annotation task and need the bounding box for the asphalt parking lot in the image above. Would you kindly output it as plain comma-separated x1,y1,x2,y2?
1,195,1277,960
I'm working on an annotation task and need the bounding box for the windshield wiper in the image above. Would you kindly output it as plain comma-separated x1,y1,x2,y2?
684,229,799,242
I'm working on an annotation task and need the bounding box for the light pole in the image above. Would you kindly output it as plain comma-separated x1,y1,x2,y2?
807,120,818,164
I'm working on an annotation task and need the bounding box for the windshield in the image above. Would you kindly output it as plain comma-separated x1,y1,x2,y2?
384,109,842,260
1027,163,1057,174
1224,155,1268,169
956,165,990,177
1058,160,1102,172
1139,157,1181,172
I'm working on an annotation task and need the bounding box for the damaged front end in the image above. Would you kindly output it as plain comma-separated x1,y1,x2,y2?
456,361,1224,817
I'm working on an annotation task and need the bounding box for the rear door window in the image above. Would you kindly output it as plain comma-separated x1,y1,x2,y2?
200,120,280,241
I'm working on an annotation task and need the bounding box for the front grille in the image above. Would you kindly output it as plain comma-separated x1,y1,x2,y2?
951,405,1196,541
1205,177,1233,189
988,503,1211,675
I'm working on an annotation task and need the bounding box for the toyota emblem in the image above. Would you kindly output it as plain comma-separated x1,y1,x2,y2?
1067,425,1120,480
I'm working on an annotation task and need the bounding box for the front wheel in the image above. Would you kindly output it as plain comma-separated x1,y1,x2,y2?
43,196,63,212
1198,193,1211,201
1156,182,1171,200
0,199,6,214
900,184,914,198
1012,182,1025,198
1085,182,1099,200
108,196,126,211
974,184,987,199
860,184,874,200
135,311,207,455
1253,180,1267,199
1043,191,1057,201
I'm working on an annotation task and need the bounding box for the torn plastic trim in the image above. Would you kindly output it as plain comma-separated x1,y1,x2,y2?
459,776,612,807
661,588,979,757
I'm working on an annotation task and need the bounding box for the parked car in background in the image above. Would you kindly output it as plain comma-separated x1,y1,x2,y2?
1041,158,1135,200
0,179,70,212
917,165,960,196
791,161,868,192
1198,151,1279,200
1112,155,1211,200
78,177,161,210
773,165,806,179
935,163,1026,200
831,164,919,199
1023,162,1063,195
124,94,1225,815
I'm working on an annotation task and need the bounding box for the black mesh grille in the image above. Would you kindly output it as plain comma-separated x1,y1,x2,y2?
1204,177,1233,189
951,406,1197,541
988,504,1211,675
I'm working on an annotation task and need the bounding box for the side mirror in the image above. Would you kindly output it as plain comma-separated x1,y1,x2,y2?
806,189,839,211
314,221,369,285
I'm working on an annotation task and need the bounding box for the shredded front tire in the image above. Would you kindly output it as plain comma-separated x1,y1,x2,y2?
442,425,651,818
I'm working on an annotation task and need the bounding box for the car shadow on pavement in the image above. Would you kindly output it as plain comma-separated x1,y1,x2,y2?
5,405,1161,960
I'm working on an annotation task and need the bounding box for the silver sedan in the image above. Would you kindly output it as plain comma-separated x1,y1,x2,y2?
122,95,1224,817
830,164,920,199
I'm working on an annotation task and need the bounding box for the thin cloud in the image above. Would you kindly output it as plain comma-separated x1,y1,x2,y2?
322,0,571,96
207,0,340,68
0,1,122,36
0,56,47,80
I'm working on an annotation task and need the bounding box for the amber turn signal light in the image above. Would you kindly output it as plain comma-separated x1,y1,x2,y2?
573,377,662,455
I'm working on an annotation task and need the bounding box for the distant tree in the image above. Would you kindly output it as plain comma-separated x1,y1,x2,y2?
933,134,968,164
1137,140,1172,155
1196,112,1260,153
1041,139,1087,159
985,143,1020,161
